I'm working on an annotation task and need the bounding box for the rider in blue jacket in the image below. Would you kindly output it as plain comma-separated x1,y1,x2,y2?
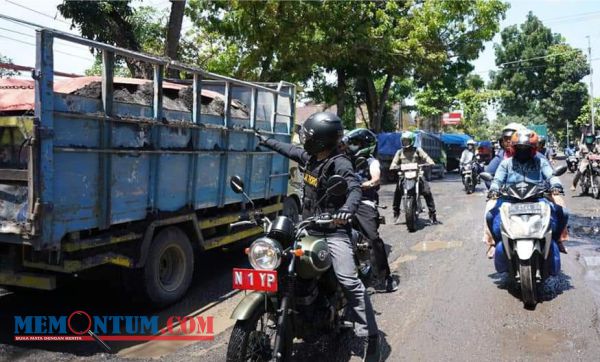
487,129,568,253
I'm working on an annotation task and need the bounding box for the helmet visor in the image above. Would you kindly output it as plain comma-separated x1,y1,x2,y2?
401,138,413,147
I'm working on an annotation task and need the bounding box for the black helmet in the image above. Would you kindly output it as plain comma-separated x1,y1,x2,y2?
341,128,377,157
300,112,344,155
569,142,575,148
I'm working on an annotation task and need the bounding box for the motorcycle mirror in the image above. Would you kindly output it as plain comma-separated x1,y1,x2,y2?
230,175,245,194
326,175,348,197
355,157,368,171
553,165,568,177
479,172,493,182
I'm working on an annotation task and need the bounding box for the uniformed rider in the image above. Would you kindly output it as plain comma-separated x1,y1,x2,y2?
341,128,398,293
255,112,380,362
390,131,440,225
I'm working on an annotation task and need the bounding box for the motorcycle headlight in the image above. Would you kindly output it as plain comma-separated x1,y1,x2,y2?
593,161,599,168
248,237,283,270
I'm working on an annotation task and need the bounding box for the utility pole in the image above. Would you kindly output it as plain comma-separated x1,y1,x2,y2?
566,119,570,146
588,36,595,134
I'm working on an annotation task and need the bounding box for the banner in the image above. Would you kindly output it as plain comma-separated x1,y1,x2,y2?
442,112,462,125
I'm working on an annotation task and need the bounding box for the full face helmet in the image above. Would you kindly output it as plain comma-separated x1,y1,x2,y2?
342,128,377,157
511,129,539,162
300,112,344,156
400,131,416,149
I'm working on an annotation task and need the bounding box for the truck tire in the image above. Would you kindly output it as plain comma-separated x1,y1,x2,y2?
141,227,194,307
282,197,300,223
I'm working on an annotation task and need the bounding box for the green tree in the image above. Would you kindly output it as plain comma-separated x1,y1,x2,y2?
490,12,589,134
58,1,184,78
0,53,19,78
188,0,507,132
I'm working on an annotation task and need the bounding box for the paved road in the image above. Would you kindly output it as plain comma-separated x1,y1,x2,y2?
1,171,599,362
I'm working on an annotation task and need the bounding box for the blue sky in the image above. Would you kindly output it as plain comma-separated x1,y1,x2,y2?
1,0,600,97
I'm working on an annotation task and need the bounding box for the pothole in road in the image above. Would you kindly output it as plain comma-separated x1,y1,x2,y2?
569,215,600,239
522,329,572,354
410,240,462,252
389,254,418,270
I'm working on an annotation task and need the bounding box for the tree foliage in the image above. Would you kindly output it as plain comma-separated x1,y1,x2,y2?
0,53,19,78
490,12,589,134
187,0,507,131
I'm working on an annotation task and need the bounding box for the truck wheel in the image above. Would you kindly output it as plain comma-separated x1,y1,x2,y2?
142,227,194,307
282,197,300,223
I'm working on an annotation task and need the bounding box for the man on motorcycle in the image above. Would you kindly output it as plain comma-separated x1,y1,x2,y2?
342,128,398,293
488,129,568,253
538,137,555,163
571,133,597,191
564,142,576,157
390,131,440,225
256,112,380,361
460,139,482,172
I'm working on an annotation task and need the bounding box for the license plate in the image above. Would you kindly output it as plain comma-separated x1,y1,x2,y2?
232,268,278,292
404,171,417,178
509,203,541,215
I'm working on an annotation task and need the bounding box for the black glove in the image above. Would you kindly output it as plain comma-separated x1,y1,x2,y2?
487,190,499,200
332,209,353,224
550,186,563,195
254,129,269,144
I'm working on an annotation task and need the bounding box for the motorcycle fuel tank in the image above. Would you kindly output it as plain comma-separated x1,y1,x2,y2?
296,234,332,279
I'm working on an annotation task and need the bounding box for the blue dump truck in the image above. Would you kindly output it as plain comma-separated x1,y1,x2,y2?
377,131,446,183
0,28,295,306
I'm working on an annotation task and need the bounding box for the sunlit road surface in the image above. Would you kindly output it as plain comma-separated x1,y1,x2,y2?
1,170,599,361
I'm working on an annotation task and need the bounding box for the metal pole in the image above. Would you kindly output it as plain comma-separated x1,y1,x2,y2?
566,119,569,146
588,36,595,134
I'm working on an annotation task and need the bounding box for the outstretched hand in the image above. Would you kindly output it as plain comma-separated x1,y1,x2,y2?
254,129,269,144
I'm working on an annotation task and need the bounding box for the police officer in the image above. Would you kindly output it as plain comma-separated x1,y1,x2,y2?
342,128,398,293
571,132,597,191
255,112,380,361
390,131,440,225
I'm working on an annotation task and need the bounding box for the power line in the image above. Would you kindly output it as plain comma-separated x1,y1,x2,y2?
498,50,580,67
0,24,88,51
0,34,93,61
4,0,70,25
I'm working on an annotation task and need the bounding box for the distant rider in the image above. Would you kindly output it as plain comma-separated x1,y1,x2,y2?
487,129,568,254
390,131,440,225
564,142,576,157
342,128,398,293
571,133,597,191
256,112,380,361
460,139,481,173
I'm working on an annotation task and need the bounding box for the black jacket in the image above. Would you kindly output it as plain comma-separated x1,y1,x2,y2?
262,138,362,217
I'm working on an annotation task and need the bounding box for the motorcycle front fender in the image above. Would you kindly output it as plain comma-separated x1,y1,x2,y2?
515,239,539,261
403,178,417,194
230,292,275,320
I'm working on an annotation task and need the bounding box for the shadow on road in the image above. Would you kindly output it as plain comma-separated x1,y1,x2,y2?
488,271,574,307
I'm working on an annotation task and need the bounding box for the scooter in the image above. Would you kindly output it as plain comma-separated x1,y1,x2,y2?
480,165,568,308
461,160,480,194
566,155,578,173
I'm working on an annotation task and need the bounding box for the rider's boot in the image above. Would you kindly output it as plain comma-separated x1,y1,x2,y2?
429,212,440,225
363,334,381,362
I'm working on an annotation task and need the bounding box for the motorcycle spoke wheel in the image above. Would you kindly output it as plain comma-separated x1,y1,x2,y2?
227,306,282,362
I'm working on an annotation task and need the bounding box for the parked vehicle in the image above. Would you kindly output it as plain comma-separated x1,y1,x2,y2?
0,27,296,306
227,175,352,361
398,163,427,232
566,155,579,173
480,166,568,308
580,154,600,199
378,131,445,182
